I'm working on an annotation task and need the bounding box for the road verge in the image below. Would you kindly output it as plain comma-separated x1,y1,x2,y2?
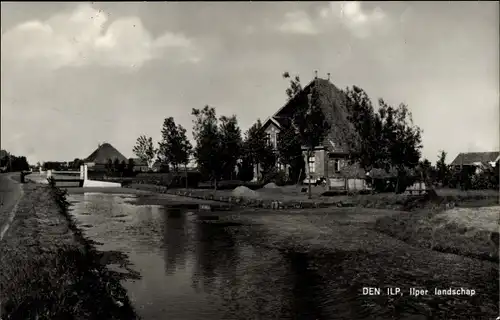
0,181,139,319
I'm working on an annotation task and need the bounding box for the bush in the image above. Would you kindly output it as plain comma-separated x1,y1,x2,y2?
273,170,288,186
471,170,499,190
259,168,289,186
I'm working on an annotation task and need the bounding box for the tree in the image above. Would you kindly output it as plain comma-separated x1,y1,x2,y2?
158,117,192,186
344,86,385,171
416,158,435,185
127,158,135,175
283,71,331,199
244,120,276,182
113,158,120,173
277,123,304,183
283,71,302,99
0,151,30,172
105,159,113,174
71,158,84,170
218,115,243,180
344,86,423,193
192,106,222,189
435,150,450,186
118,160,127,174
378,99,422,193
133,135,157,170
237,156,254,181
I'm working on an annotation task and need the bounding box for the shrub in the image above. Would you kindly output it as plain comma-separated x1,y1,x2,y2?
260,167,289,185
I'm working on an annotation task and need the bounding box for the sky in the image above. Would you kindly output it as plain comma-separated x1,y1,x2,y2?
1,1,499,165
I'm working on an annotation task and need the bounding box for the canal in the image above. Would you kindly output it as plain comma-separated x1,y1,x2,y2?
67,192,499,320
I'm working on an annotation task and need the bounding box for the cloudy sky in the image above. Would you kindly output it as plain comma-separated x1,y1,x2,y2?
1,1,498,165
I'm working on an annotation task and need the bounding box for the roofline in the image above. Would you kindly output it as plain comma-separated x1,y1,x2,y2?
450,151,500,166
261,116,282,130
271,77,323,120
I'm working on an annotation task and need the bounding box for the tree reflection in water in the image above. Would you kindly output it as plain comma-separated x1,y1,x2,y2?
163,207,188,275
191,222,239,295
278,250,325,319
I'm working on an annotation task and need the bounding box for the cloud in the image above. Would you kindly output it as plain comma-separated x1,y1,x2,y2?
277,2,386,38
0,3,201,70
278,11,319,35
320,1,386,38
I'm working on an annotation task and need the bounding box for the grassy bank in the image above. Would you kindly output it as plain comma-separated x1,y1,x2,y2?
375,205,500,262
126,183,499,212
0,182,139,320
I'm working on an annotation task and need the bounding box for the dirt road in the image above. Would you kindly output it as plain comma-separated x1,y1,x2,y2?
0,173,23,240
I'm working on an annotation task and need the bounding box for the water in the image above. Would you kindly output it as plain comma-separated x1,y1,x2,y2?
68,193,290,319
67,193,499,320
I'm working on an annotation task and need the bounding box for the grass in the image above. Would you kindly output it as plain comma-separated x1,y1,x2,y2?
0,181,139,320
374,205,500,262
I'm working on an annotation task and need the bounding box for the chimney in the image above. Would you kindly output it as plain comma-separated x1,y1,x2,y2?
314,70,318,79
327,73,331,81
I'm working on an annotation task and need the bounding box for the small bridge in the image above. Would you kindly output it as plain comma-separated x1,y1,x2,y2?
43,165,121,188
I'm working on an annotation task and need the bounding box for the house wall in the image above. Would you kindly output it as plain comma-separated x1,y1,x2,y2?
263,122,280,150
251,121,283,181
303,149,326,180
326,156,349,178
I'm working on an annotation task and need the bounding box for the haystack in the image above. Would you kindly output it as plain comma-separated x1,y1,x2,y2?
232,186,261,199
263,182,279,189
84,143,127,164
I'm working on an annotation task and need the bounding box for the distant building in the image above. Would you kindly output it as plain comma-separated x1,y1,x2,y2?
450,151,500,174
130,158,150,172
84,143,128,171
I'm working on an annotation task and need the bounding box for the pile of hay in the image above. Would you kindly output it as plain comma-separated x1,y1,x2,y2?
232,186,261,199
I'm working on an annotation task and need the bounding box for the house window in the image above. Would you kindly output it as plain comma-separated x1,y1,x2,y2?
270,132,277,149
308,156,315,173
334,159,341,173
266,133,271,146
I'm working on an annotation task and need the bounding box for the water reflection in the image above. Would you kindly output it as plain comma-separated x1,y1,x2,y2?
163,208,188,275
281,251,325,319
66,193,499,319
191,221,239,295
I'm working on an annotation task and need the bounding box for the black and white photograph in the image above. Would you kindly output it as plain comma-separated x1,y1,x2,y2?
1,1,499,319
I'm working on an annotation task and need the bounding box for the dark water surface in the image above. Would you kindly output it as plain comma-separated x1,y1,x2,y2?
67,193,499,320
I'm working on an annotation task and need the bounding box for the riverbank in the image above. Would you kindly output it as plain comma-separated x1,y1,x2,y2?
126,183,499,211
375,205,500,262
0,181,139,319
128,183,500,264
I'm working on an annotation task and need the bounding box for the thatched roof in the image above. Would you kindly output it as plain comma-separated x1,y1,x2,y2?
450,151,499,166
84,143,127,164
271,77,357,154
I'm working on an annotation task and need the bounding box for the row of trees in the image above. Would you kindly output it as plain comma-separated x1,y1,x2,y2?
0,150,30,172
132,110,273,189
